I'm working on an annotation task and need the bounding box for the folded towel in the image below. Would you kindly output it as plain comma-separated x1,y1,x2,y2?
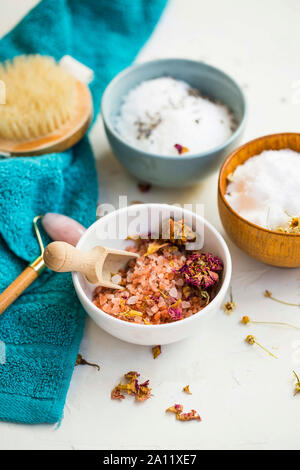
0,0,167,424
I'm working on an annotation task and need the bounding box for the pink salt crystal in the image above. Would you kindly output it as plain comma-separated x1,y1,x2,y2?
169,287,178,298
127,296,138,305
111,274,122,285
42,212,86,247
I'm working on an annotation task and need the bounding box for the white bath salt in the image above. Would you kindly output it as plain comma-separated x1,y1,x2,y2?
225,149,300,230
115,77,236,156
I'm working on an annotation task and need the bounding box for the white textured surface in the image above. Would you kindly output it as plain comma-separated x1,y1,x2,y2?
1,0,300,451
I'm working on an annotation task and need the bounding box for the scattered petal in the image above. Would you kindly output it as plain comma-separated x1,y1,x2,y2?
111,372,151,402
144,241,170,256
152,345,162,359
176,409,201,421
166,403,184,414
174,144,189,155
183,385,192,395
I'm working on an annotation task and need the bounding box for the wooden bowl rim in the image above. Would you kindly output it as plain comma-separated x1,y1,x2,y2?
218,132,300,238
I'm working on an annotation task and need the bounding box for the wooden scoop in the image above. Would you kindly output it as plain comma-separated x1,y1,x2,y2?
43,241,139,289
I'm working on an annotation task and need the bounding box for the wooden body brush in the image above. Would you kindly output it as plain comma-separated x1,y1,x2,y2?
0,55,93,156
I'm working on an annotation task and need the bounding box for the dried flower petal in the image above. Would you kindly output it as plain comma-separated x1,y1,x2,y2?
183,385,192,395
174,144,189,154
144,241,169,256
179,252,223,289
168,298,182,320
111,371,151,402
152,345,162,359
166,404,184,414
111,387,125,400
176,409,201,421
166,404,201,421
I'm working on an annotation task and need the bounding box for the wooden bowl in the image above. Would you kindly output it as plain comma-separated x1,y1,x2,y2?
218,133,300,268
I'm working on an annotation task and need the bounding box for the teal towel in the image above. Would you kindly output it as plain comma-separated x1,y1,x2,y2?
0,0,166,424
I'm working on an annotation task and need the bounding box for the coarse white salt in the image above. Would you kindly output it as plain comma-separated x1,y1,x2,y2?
115,77,236,156
225,149,300,230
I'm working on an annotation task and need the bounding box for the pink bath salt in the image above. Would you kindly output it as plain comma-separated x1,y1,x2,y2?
93,237,222,325
42,212,86,246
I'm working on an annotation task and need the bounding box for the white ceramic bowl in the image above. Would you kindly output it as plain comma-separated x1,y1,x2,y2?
72,204,232,345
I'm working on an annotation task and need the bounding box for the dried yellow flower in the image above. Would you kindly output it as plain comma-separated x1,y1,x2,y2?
245,335,277,358
241,316,300,331
264,290,300,307
183,385,192,395
224,287,236,314
241,316,250,324
245,334,256,345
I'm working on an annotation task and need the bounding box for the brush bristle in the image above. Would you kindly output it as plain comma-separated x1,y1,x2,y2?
0,55,78,141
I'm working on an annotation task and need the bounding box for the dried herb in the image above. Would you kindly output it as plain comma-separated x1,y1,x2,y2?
223,287,236,314
183,385,192,395
152,345,162,359
264,290,300,307
75,354,100,371
245,335,278,359
111,371,151,402
138,182,152,193
241,315,300,331
135,112,162,140
293,371,300,396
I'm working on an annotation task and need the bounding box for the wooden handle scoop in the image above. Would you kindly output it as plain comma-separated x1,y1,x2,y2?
43,241,139,289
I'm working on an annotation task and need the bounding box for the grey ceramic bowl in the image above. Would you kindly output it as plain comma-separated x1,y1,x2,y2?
102,59,247,188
